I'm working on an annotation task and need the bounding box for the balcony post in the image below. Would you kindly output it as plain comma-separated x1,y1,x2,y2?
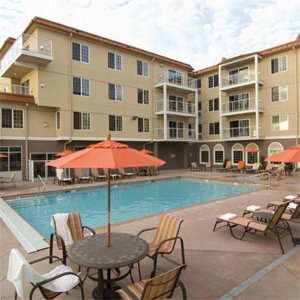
195,90,199,140
219,65,223,140
163,84,168,140
254,54,259,139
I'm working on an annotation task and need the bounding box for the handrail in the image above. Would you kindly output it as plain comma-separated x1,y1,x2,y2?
238,172,271,189
37,175,46,193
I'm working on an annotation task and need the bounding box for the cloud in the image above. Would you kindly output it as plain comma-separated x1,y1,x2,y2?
0,0,299,70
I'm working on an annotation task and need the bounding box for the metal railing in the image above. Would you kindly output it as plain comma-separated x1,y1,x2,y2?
156,72,197,89
222,97,263,113
37,175,46,193
0,34,52,73
156,128,196,140
156,100,196,114
0,83,31,95
222,126,263,139
221,71,263,88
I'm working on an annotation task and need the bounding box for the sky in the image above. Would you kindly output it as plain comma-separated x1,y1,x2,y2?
1,0,300,70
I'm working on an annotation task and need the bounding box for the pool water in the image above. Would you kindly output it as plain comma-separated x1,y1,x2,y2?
7,178,260,237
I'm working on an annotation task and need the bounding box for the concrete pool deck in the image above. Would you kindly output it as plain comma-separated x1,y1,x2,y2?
0,169,300,299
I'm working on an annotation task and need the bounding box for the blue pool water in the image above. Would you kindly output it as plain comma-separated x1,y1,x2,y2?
7,178,260,237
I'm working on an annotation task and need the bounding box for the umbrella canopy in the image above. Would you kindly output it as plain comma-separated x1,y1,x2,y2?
265,145,300,163
0,154,7,158
139,149,153,155
46,134,165,246
55,149,74,157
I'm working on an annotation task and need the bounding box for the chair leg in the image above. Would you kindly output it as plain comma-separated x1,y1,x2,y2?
179,237,186,266
137,261,142,281
151,255,158,278
178,280,187,300
49,234,54,264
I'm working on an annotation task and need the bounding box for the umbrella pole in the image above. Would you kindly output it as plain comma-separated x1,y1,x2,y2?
107,168,111,247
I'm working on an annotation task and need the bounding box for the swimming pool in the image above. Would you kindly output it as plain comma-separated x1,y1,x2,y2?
7,178,260,237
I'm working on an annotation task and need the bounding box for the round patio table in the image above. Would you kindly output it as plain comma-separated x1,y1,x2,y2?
68,232,148,299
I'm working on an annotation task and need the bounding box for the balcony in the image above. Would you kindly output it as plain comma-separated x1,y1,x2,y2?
222,126,264,140
156,128,196,140
221,71,263,92
221,97,264,116
156,100,196,116
0,34,53,78
155,72,197,91
0,83,32,95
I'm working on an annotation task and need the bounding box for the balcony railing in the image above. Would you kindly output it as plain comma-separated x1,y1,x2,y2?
222,126,263,139
222,97,263,114
156,72,197,89
0,34,53,73
156,128,196,140
156,100,196,114
0,83,31,95
221,71,263,88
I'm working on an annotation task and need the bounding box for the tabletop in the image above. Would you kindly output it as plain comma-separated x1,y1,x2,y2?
68,232,148,270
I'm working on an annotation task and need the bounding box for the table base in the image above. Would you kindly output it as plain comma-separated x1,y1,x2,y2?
92,284,121,300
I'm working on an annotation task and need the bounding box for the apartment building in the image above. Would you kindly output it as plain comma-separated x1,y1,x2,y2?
0,17,299,181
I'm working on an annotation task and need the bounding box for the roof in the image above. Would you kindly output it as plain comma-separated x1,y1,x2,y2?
0,37,16,59
192,38,300,76
24,17,193,71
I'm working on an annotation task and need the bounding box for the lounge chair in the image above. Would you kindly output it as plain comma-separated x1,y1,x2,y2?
7,248,84,300
231,161,245,173
218,161,232,172
190,162,200,171
74,168,91,183
119,168,135,178
116,265,187,300
91,168,107,181
104,168,122,180
137,214,185,278
245,162,261,174
49,211,96,265
1,173,16,188
55,168,73,185
148,166,159,175
213,202,295,254
258,163,274,174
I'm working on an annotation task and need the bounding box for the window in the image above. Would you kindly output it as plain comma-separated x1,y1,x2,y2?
73,112,90,130
0,146,22,172
73,77,89,96
209,98,219,111
200,145,210,163
198,101,202,112
209,122,220,135
108,52,122,70
169,95,183,112
214,144,224,164
229,93,249,111
168,70,183,85
232,143,244,164
108,83,122,101
198,124,202,133
271,56,287,73
137,60,149,76
56,111,60,130
109,115,122,131
1,108,23,129
21,79,30,95
229,120,249,137
268,142,283,157
229,67,249,85
72,42,89,63
138,118,149,132
208,74,219,88
137,89,149,104
197,79,201,89
272,115,288,131
169,121,183,138
272,85,288,102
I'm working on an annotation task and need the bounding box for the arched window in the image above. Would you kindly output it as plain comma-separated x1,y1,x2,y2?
245,143,259,165
200,144,210,164
268,142,283,157
231,143,244,164
213,144,224,165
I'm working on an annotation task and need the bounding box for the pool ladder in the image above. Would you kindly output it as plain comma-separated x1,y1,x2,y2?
37,175,46,194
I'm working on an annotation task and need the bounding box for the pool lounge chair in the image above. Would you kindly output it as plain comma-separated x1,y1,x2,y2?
7,248,84,300
1,173,16,188
74,168,91,183
137,214,185,278
213,202,295,254
116,265,187,300
91,168,107,181
55,168,73,185
245,162,261,174
190,162,200,171
218,161,232,172
49,211,96,265
119,168,135,178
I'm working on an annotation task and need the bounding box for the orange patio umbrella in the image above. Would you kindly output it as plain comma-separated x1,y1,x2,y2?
244,147,259,152
46,133,165,246
265,145,300,163
0,154,7,158
139,149,153,155
55,149,74,157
